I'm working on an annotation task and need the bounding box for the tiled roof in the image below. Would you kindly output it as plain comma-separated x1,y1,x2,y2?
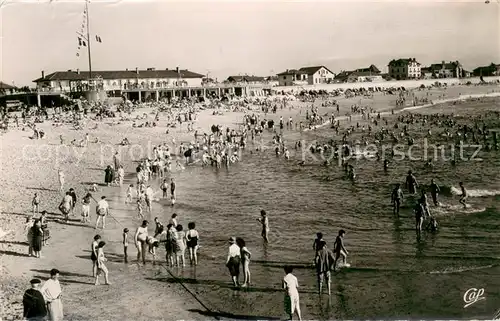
388,58,420,67
299,66,335,75
429,62,461,71
276,69,307,76
227,75,266,82
33,69,204,82
0,81,16,90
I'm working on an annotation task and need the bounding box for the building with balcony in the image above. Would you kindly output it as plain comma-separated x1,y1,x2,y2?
33,67,205,93
388,58,421,80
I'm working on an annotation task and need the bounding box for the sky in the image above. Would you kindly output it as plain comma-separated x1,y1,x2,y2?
1,0,499,86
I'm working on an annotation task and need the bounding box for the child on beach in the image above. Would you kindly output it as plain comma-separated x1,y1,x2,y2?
126,184,133,204
32,193,40,215
174,225,186,267
123,228,129,263
312,232,324,259
283,266,302,321
257,210,269,243
136,199,144,219
161,179,169,199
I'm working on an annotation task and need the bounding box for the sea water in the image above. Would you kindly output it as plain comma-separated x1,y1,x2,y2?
127,104,500,319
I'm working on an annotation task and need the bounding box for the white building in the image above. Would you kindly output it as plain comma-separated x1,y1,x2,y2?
33,67,205,92
299,66,336,85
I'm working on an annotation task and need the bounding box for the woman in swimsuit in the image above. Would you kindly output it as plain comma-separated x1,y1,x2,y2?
237,237,252,287
185,222,199,266
91,235,101,277
134,220,149,265
94,241,111,285
174,225,186,267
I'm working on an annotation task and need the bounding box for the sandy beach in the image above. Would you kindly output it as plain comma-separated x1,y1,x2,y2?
1,83,499,320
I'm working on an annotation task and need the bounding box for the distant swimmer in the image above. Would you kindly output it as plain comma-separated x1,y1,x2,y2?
333,229,348,272
459,182,468,209
429,179,440,206
405,170,418,194
391,184,404,216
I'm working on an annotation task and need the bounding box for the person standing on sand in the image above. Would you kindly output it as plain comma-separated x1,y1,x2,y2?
94,241,111,286
68,188,77,216
32,193,40,215
25,216,34,256
170,178,176,206
23,278,47,321
116,165,125,186
257,210,269,242
41,269,63,321
104,165,113,186
58,170,64,193
95,196,109,229
123,228,129,263
32,220,44,258
134,220,149,265
226,237,241,287
59,192,73,222
81,191,96,224
91,235,101,277
333,230,348,272
283,266,302,321
405,170,418,195
113,152,121,172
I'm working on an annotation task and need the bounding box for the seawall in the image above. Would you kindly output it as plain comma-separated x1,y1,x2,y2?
272,76,500,93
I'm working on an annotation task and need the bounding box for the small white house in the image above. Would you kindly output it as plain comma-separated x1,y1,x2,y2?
299,66,336,85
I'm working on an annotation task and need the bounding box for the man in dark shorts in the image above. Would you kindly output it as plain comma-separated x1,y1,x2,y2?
68,188,77,216
315,240,334,295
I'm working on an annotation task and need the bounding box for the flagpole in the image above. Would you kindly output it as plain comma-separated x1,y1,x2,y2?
86,0,93,81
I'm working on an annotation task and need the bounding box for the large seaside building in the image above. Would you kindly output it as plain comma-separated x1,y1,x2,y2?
388,58,422,80
473,63,500,77
276,66,335,86
33,67,205,93
427,61,464,78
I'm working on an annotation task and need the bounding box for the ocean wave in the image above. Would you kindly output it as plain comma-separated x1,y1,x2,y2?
450,186,500,197
427,264,497,274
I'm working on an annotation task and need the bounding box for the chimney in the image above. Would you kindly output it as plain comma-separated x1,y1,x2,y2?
77,69,80,74
135,67,139,74
41,70,45,79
